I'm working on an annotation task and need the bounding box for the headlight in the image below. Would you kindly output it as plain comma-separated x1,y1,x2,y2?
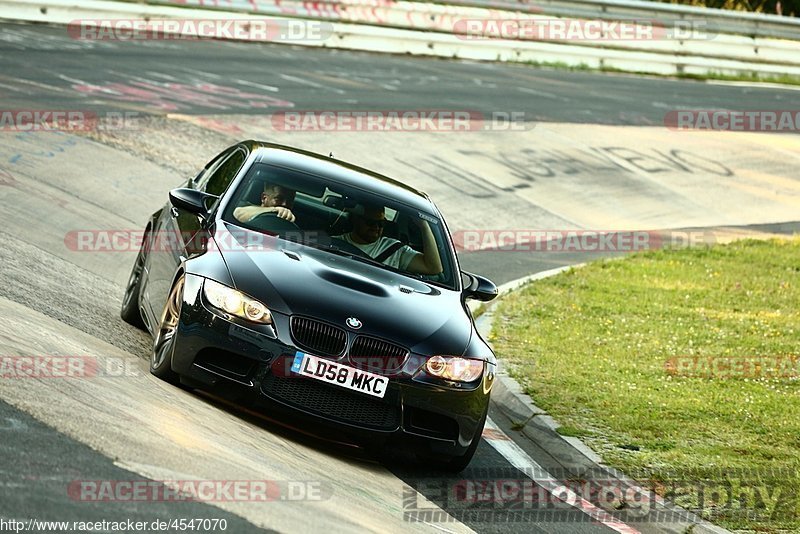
203,279,272,324
420,356,484,382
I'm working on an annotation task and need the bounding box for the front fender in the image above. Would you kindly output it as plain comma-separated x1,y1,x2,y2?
183,231,235,288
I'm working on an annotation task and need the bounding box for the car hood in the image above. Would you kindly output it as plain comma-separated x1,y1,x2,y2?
215,225,472,356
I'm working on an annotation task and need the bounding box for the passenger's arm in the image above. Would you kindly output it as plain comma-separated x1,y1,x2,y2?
234,205,295,222
407,220,443,275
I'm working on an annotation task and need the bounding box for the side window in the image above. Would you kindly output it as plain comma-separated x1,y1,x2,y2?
194,148,232,191
201,148,247,196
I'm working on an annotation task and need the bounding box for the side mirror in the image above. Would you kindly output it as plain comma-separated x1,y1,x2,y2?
462,271,498,302
169,188,217,219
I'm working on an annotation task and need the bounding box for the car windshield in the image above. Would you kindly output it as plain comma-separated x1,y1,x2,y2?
221,162,458,289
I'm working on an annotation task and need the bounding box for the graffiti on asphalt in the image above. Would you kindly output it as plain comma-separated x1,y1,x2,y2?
404,146,735,198
2,132,79,170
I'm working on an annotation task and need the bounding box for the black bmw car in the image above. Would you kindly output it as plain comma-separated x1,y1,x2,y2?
121,140,498,471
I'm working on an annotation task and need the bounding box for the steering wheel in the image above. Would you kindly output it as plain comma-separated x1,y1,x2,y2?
249,211,302,235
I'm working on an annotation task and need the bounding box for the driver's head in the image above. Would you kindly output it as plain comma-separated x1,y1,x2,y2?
261,183,295,209
351,204,387,244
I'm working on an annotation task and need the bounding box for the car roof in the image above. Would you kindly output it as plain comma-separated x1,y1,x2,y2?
243,141,436,213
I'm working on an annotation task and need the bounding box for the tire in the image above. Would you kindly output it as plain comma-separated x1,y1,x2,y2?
150,275,184,384
120,229,148,329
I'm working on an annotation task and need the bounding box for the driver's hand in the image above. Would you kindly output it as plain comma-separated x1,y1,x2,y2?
269,207,296,222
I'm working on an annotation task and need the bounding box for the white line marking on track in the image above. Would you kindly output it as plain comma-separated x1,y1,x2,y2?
483,417,641,534
105,70,160,84
280,74,346,94
473,78,497,89
0,417,27,431
9,78,75,95
57,74,94,86
0,82,23,92
172,67,222,79
517,86,569,101
235,79,280,92
146,71,180,81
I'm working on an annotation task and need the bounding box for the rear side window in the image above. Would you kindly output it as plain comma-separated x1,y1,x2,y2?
202,148,247,196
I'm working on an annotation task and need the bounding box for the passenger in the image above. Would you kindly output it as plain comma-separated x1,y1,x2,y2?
335,205,443,275
234,183,296,223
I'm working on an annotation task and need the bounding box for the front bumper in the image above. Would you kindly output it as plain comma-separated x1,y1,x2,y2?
170,274,492,456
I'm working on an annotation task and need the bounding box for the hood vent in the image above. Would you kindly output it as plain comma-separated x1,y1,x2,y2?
317,269,389,297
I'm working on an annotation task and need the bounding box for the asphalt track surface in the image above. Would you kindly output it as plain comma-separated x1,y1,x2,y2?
2,20,800,534
2,22,799,124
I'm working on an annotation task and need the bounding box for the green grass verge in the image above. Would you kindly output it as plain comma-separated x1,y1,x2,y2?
491,238,800,532
676,70,800,87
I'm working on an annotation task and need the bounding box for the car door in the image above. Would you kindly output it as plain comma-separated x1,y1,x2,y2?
142,146,248,324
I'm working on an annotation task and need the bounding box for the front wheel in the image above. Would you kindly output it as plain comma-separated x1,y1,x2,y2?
120,230,148,329
150,275,184,384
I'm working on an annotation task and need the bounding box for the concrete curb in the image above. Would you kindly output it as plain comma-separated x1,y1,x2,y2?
476,265,731,534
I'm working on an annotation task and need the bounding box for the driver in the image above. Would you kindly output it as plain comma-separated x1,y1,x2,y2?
234,182,296,223
335,204,443,275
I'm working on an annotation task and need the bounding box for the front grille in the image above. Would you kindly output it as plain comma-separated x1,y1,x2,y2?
262,373,400,430
290,316,347,357
350,336,409,372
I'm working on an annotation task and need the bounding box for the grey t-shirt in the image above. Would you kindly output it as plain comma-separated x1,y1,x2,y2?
335,233,419,270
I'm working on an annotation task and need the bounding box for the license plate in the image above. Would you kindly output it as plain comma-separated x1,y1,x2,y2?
291,351,388,399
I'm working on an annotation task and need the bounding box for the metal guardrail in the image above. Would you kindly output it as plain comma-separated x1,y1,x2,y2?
138,0,800,68
408,0,800,40
145,0,800,40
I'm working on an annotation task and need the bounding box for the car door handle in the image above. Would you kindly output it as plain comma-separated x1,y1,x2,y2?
171,207,179,218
